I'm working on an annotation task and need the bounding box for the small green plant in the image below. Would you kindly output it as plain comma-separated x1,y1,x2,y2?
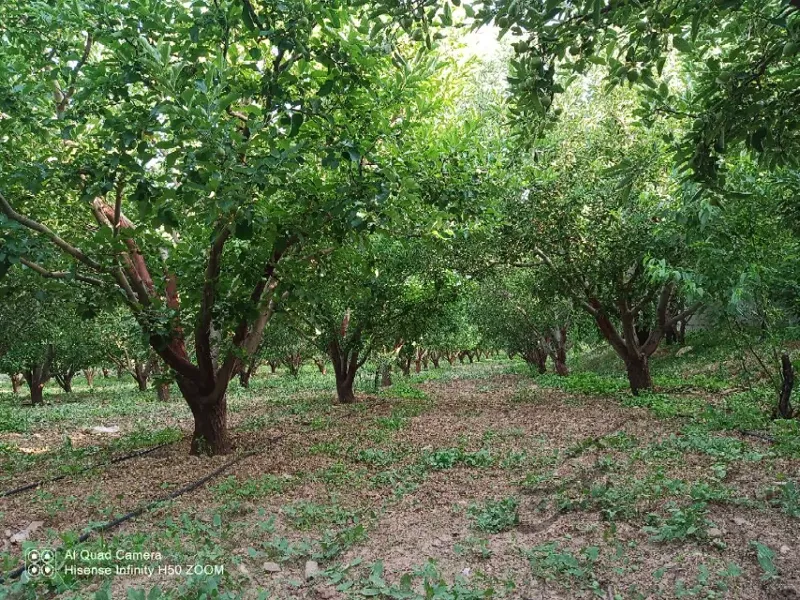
751,541,778,581
454,536,493,559
525,543,602,594
467,497,519,533
643,502,716,543
768,480,800,518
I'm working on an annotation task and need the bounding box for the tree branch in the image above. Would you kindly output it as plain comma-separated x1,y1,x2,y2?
196,225,232,384
19,258,104,286
0,190,105,272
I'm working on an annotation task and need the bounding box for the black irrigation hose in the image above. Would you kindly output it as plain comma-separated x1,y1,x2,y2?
2,408,280,499
0,436,285,585
739,429,776,444
1,442,176,499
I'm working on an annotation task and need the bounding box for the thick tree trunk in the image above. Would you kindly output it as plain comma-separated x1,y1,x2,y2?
328,333,364,404
624,354,652,396
524,348,547,375
29,382,44,405
157,382,171,402
776,353,794,419
23,348,52,405
185,392,229,455
381,364,392,387
431,354,440,369
132,363,149,392
336,375,356,404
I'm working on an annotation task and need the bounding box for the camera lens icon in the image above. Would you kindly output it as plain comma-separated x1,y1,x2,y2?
25,548,55,578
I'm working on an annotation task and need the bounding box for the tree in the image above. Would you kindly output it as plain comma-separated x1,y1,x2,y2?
481,0,800,186
51,316,105,393
0,0,457,454
472,270,572,375
499,85,701,394
294,236,458,402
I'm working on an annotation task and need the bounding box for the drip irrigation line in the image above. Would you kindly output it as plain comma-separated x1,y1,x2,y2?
738,429,776,443
0,435,285,585
1,407,284,499
1,442,174,499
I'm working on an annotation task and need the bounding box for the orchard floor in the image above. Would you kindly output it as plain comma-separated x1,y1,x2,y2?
2,358,800,599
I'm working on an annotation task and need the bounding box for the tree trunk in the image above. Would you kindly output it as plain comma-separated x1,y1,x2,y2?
431,353,440,369
549,327,569,377
185,392,229,455
336,374,356,403
10,373,22,394
268,361,278,374
55,371,74,393
400,356,411,376
446,353,455,366
102,368,110,378
132,362,149,392
23,348,52,405
624,354,652,396
776,353,794,419
157,382,171,402
84,368,96,388
239,368,252,388
23,368,47,405
381,364,392,387
524,348,547,375
314,358,327,375
328,334,364,404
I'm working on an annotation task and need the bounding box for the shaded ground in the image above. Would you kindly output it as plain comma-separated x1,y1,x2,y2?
2,358,800,599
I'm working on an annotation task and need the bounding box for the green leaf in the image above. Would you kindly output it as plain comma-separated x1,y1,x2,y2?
672,36,692,53
289,112,304,137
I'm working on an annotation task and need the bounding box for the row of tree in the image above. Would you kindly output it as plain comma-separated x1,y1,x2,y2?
1,0,798,454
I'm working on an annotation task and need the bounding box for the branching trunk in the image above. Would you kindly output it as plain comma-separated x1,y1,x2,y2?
430,351,440,369
523,346,547,375
54,368,76,393
328,329,365,404
84,368,96,388
283,352,303,377
268,361,278,374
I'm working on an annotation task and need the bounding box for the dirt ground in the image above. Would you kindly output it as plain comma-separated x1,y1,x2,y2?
2,367,800,599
